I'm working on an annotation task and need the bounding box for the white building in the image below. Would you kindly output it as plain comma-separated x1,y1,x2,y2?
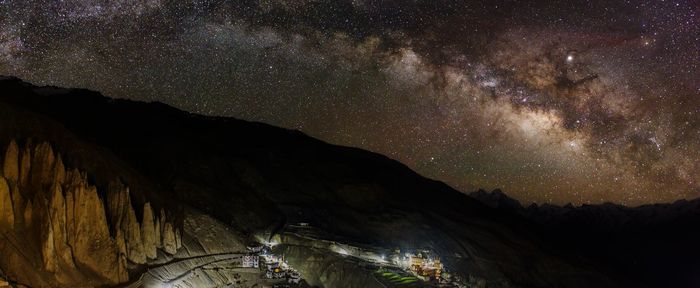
242,255,260,268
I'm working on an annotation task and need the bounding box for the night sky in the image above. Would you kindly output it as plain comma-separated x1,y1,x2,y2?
1,1,698,205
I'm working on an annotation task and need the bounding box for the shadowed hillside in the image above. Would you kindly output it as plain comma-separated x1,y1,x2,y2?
0,76,636,287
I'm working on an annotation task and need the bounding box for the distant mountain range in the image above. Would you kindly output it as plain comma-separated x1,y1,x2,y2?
470,189,700,288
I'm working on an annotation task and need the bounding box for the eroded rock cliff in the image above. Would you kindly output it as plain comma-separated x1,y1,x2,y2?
0,140,180,287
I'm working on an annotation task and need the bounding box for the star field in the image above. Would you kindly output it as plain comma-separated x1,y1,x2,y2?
1,0,698,205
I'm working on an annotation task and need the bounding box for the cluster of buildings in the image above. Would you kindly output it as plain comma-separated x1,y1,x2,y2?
391,249,444,281
244,242,303,285
260,252,302,284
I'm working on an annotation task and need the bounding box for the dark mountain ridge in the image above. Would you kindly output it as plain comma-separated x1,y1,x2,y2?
0,75,500,230
0,75,687,287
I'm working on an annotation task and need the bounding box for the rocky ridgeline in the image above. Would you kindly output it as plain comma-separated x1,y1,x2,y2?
0,140,181,287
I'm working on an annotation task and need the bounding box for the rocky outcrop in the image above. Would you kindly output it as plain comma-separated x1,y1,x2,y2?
48,183,74,269
155,216,162,248
2,140,18,184
65,175,122,283
0,140,181,287
154,208,183,254
107,182,146,264
162,222,177,255
175,228,182,250
0,177,13,227
141,202,157,259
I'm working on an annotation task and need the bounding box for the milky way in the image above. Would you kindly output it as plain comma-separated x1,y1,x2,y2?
1,1,698,205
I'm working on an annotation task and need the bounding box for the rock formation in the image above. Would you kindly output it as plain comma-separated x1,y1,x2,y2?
175,228,182,250
107,182,147,264
2,140,18,183
48,183,74,269
141,202,158,259
155,216,162,248
162,221,177,255
0,140,180,287
0,176,13,227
